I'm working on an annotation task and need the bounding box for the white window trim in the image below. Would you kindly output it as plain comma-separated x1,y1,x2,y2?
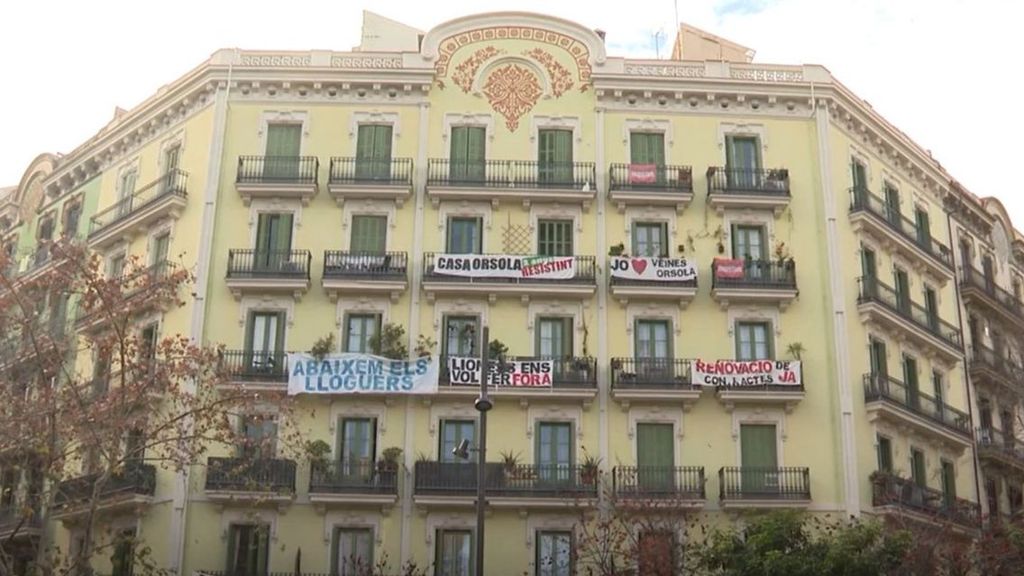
350,112,401,153
626,406,684,465
329,405,389,457
530,204,583,253
428,406,478,448
342,199,397,251
323,512,384,546
336,296,391,330
157,130,186,175
432,300,488,351
529,115,583,161
441,113,495,155
220,509,279,542
622,118,673,158
726,306,781,341
722,210,775,260
437,202,492,252
247,199,301,247
425,513,474,548
732,407,787,466
114,159,140,199
525,516,576,550
624,206,676,255
146,223,175,264
718,122,769,164
625,303,680,357
849,145,873,189
258,110,310,156
106,248,128,278
526,405,584,462
528,301,585,356
237,295,295,341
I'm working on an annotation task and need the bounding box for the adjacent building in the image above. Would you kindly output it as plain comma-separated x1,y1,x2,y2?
0,9,1018,575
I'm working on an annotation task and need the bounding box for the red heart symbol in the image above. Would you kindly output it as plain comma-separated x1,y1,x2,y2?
631,259,648,274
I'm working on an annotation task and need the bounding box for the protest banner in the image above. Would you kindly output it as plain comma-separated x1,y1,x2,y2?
692,359,802,387
433,254,576,280
447,356,553,387
713,258,745,279
609,256,697,282
287,353,439,395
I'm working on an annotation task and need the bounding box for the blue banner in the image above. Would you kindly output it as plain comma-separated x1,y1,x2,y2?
286,353,439,395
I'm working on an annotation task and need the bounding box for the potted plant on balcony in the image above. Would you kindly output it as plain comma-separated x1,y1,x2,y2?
415,334,437,358
378,447,402,474
489,339,509,360
580,450,601,485
370,323,408,360
500,449,522,480
305,439,331,475
609,243,625,257
767,168,788,189
310,333,335,361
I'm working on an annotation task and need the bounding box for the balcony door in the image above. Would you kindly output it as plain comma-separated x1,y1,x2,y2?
344,313,381,354
350,215,387,255
334,527,373,576
227,524,270,576
633,222,668,258
162,145,181,194
264,123,302,180
630,132,665,185
851,160,868,196
446,217,482,254
245,310,285,376
883,184,901,225
538,129,573,185
894,268,911,314
436,529,473,576
111,528,135,576
732,225,765,278
537,219,573,257
739,423,778,493
536,531,573,576
983,255,995,291
725,135,761,188
634,319,671,381
339,417,376,482
443,316,479,358
636,422,674,491
355,124,393,181
254,213,293,271
537,317,573,359
910,448,926,489
450,126,486,183
736,322,772,361
903,356,920,410
536,422,573,484
869,339,888,381
240,415,277,460
151,232,170,270
924,287,939,331
117,169,138,217
861,246,877,288
915,208,931,247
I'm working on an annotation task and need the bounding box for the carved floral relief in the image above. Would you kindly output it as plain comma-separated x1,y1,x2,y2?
482,64,543,132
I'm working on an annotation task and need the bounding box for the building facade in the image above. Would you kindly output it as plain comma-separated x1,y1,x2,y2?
0,9,1017,575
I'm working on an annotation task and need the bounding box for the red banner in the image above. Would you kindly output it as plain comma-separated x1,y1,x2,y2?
714,258,745,279
628,163,657,184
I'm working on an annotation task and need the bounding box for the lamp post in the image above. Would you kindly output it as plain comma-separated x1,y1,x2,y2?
473,326,493,576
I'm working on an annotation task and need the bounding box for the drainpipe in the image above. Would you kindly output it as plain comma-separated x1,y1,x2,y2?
945,205,983,513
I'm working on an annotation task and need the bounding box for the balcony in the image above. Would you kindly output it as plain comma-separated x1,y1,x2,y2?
225,249,311,299
88,169,188,250
425,159,597,208
413,461,598,509
718,466,811,508
607,164,694,212
976,427,1024,473
52,464,156,519
76,261,178,332
863,374,972,451
422,253,596,301
612,466,705,508
321,251,408,302
871,472,980,530
856,277,962,363
308,461,399,509
710,259,798,309
0,504,42,539
706,167,791,215
608,260,698,306
609,358,701,408
204,457,296,505
327,157,413,206
235,156,319,206
438,355,597,405
968,345,1023,396
217,350,289,392
960,267,1024,330
848,188,954,282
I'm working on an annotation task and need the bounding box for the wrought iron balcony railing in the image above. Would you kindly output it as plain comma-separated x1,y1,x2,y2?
236,156,318,185
969,344,1024,382
423,253,596,284
414,461,598,497
961,267,1024,320
857,276,961,348
610,358,694,389
426,159,595,189
706,166,790,196
863,373,971,436
437,355,596,389
612,466,705,499
976,427,1024,463
205,457,296,493
608,163,693,192
226,250,311,279
718,466,810,501
328,156,413,186
54,463,156,508
218,350,289,383
309,460,398,496
849,187,953,268
871,471,980,527
712,259,796,290
323,251,407,280
89,169,188,235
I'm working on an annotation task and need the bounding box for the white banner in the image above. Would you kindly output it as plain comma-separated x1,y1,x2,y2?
609,257,697,282
433,254,576,280
692,359,802,387
287,353,439,395
448,356,553,387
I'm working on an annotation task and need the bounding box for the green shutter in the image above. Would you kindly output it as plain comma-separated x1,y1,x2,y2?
350,215,387,254
450,126,486,182
911,450,926,488
637,423,674,468
942,461,956,504
740,424,778,468
266,124,301,157
877,436,893,473
539,129,573,184
356,125,393,180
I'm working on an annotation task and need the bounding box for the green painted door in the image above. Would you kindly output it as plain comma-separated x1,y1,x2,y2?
339,418,375,481
254,213,293,270
915,208,931,247
726,135,761,188
635,319,671,381
637,423,674,491
264,123,302,180
630,132,665,184
894,268,911,314
244,311,285,377
851,161,868,194
536,422,572,483
732,225,765,278
904,356,920,410
869,339,889,380
911,449,926,488
740,424,778,494
450,126,486,182
538,129,573,185
355,124,393,180
350,215,387,254
334,527,373,576
227,524,269,576
446,217,482,254
537,219,573,256
924,288,939,330
884,185,901,225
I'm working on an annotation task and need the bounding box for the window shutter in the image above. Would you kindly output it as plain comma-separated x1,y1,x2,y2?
266,124,301,157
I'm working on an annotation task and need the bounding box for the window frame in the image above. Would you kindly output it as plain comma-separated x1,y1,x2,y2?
535,530,573,576
332,526,375,576
343,312,382,354
536,218,574,257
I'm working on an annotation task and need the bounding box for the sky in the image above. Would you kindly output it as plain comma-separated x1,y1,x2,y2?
1,0,1021,220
